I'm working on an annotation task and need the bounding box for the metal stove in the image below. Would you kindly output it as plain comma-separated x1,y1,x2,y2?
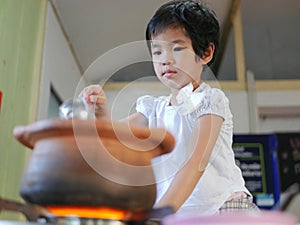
0,197,173,225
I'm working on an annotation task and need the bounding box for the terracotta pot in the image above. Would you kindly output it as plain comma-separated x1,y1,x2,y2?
13,119,175,211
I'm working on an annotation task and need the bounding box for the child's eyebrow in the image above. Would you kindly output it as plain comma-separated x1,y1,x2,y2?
172,39,186,44
151,39,186,48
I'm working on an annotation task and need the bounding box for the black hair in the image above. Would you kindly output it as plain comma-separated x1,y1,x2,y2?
146,0,220,66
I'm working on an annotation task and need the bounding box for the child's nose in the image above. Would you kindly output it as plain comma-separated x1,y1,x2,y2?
162,53,174,65
162,61,171,66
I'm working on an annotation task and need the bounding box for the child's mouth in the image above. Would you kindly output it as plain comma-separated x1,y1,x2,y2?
163,70,176,77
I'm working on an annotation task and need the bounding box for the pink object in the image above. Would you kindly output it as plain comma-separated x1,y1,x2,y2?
163,211,298,225
87,94,92,104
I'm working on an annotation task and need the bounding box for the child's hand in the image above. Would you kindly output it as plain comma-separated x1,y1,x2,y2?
79,84,110,120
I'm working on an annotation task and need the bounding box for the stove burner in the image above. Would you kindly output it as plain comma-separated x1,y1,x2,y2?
41,207,173,225
0,197,173,225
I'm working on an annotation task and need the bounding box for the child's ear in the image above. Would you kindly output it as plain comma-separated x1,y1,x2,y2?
201,43,215,65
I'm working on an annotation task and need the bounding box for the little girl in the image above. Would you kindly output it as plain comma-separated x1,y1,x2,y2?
80,0,259,215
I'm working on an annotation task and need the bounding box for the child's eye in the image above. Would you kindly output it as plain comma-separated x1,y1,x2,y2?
173,46,185,51
152,50,161,56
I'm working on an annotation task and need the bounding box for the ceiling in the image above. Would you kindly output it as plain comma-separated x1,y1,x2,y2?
50,0,300,82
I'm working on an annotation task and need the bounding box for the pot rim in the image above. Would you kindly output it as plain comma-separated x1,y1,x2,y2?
13,118,175,157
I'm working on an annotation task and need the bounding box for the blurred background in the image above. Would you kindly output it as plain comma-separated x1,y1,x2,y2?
0,0,299,221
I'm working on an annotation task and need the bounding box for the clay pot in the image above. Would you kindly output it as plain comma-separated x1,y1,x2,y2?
13,119,175,211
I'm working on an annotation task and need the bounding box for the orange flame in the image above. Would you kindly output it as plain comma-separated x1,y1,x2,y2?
45,206,129,220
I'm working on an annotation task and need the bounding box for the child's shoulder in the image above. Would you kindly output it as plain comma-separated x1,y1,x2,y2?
197,82,227,101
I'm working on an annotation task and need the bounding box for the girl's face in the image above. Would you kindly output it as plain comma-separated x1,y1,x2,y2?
150,27,205,90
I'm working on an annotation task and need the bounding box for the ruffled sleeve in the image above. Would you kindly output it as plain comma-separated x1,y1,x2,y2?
136,95,155,119
190,88,227,120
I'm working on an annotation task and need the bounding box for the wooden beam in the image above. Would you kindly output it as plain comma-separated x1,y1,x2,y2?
233,3,246,84
211,0,240,76
49,0,85,78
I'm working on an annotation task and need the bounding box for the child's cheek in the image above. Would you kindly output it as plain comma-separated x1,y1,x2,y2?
153,63,161,76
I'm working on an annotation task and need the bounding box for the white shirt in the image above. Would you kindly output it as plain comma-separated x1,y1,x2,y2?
136,82,250,215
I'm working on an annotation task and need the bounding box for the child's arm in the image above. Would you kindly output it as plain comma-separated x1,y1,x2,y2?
120,112,148,127
154,114,224,212
80,85,148,126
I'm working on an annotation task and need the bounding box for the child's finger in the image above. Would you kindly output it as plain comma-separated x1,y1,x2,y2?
89,95,106,104
80,85,102,97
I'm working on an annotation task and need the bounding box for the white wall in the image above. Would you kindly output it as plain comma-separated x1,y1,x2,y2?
38,3,86,119
256,91,300,133
231,91,300,133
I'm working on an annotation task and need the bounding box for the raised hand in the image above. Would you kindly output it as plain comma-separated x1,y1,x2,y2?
79,84,110,120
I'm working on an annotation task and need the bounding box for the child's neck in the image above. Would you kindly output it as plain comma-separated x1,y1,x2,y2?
170,90,180,106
